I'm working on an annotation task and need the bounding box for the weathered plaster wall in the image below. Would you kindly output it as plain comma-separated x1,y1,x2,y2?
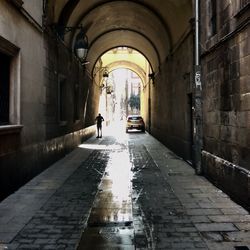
43,36,92,139
0,1,98,200
0,0,46,147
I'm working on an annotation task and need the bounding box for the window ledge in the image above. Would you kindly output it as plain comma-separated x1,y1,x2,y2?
0,125,23,135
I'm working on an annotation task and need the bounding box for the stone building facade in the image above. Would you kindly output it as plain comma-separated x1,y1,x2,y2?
200,0,250,205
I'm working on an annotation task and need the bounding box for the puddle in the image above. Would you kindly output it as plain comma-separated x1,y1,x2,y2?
77,150,134,249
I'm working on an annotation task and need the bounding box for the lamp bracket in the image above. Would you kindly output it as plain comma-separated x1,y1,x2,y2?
51,24,85,37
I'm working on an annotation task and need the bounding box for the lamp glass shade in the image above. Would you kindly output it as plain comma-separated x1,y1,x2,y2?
76,48,87,60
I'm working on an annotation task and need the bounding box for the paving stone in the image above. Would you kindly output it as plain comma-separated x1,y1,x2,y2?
195,222,238,232
187,209,223,216
191,216,211,223
209,215,250,223
1,133,250,249
234,223,250,231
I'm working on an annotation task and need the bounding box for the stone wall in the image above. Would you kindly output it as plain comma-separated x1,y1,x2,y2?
202,150,250,207
201,0,250,205
149,31,194,162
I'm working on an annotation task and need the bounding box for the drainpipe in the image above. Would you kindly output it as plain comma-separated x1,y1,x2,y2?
194,0,203,174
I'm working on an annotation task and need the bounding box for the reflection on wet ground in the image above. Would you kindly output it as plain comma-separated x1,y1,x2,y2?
77,147,134,249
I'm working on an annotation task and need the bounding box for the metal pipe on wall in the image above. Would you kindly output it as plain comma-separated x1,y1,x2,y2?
193,0,203,175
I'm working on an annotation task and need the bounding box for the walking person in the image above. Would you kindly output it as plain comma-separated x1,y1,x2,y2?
95,113,104,138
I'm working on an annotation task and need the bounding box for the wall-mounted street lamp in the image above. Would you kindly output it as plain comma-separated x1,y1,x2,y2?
102,69,109,78
52,24,89,65
148,72,155,83
100,69,113,95
74,27,89,65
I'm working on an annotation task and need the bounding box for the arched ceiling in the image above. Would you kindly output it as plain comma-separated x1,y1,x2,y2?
86,30,158,73
51,0,193,73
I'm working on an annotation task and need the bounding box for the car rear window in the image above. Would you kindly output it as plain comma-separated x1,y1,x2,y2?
128,116,142,120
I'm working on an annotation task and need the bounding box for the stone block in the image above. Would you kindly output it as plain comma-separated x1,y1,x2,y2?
231,45,240,63
239,38,250,58
204,97,217,112
240,55,250,77
237,29,248,43
240,75,250,94
204,111,219,124
232,79,240,94
236,128,248,147
204,124,220,139
220,96,233,111
231,94,241,111
235,111,247,127
228,62,241,80
203,138,219,155
241,93,250,111
220,126,232,142
195,223,238,232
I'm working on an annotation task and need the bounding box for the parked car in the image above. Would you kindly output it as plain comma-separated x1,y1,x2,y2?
126,115,145,133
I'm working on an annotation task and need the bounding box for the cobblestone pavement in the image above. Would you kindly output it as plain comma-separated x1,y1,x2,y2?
0,129,250,249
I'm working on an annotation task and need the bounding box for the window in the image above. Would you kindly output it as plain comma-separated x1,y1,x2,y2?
0,52,11,125
0,36,20,128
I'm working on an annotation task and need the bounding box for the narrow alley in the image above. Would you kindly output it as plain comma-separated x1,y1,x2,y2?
1,126,250,250
0,1,250,249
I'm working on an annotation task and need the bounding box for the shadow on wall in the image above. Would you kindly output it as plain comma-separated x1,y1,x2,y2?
0,126,95,201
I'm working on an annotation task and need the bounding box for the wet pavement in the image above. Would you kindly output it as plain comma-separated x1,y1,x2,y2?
77,145,134,249
1,125,250,249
